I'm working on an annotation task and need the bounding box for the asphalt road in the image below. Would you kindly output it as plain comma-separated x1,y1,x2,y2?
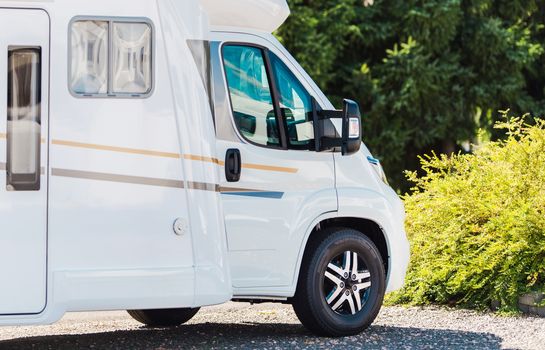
0,303,544,349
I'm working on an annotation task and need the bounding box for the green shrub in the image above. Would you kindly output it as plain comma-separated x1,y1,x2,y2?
388,113,545,311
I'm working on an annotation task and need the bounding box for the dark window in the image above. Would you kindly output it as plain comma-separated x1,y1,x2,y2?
270,54,313,149
222,45,281,147
7,47,42,191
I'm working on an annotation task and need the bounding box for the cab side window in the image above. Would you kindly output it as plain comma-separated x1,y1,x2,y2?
270,54,313,149
223,45,281,147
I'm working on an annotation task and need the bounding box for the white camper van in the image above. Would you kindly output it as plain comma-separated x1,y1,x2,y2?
0,0,409,337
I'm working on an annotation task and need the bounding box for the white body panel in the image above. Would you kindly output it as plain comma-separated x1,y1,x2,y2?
200,0,290,33
0,0,409,326
335,148,410,292
0,0,231,325
49,1,194,311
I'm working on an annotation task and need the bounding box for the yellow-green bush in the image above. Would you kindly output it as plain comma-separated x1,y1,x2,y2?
389,115,545,311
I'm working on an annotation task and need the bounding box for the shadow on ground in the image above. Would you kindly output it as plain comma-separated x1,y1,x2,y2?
0,322,503,350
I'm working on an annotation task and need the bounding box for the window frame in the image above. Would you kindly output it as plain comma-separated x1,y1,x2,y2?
221,42,317,151
68,16,155,99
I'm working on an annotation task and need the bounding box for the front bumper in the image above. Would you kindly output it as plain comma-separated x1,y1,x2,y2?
382,186,410,292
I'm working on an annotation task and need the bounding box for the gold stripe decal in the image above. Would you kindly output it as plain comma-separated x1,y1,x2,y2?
0,136,298,174
183,155,297,173
50,139,297,173
52,140,181,159
242,163,298,174
52,168,185,189
183,154,224,166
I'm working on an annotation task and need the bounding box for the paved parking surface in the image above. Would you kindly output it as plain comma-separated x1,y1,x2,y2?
0,303,544,349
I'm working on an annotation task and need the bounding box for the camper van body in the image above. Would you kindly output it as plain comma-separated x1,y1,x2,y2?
0,0,409,335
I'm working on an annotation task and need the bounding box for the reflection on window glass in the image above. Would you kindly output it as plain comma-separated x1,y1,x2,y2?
270,54,313,148
223,45,280,147
70,20,108,94
7,48,41,191
70,19,153,97
112,22,152,94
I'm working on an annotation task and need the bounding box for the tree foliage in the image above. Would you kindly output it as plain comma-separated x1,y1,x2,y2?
276,0,545,190
387,115,545,311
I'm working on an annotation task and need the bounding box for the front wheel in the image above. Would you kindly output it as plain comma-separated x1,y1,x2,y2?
127,308,200,327
292,228,386,337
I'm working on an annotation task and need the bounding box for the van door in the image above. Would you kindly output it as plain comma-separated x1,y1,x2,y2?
212,34,337,289
0,9,49,314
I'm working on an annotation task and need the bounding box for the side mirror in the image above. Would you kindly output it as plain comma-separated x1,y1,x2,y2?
341,99,362,156
312,98,362,156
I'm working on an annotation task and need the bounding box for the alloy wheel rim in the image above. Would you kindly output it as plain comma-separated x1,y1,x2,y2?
323,250,372,315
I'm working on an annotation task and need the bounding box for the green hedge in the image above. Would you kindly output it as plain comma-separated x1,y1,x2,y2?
388,115,545,311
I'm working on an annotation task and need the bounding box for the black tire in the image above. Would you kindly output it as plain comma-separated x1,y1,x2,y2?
127,308,200,327
292,227,386,337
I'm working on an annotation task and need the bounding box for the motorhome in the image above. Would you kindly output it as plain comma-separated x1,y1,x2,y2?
0,0,409,337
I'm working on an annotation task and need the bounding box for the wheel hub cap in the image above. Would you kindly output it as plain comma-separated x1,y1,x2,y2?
323,251,372,315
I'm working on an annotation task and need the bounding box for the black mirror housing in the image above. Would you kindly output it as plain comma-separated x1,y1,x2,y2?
312,98,362,156
341,99,362,155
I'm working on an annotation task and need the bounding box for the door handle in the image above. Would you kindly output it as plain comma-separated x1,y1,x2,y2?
225,149,241,182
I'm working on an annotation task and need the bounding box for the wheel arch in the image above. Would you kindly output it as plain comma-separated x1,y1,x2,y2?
293,217,390,290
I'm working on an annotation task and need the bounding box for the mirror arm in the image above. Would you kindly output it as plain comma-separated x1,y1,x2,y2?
312,97,358,155
320,137,344,149
317,108,349,155
312,97,349,154
317,110,344,120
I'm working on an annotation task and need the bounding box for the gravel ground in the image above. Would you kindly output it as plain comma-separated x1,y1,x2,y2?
0,302,544,350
